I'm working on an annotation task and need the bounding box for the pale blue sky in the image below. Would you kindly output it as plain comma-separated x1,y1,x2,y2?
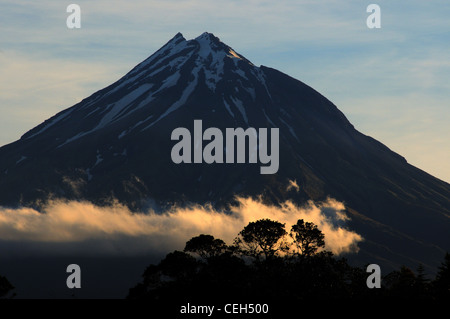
0,0,449,182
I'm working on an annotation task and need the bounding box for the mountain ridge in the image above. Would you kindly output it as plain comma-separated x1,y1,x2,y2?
0,32,449,273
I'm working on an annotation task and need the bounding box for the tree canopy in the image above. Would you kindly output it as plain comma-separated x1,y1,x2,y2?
0,275,14,299
184,234,228,258
128,218,450,304
290,219,325,256
233,218,288,259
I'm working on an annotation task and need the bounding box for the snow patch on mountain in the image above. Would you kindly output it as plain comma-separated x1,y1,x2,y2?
227,49,242,60
233,69,248,80
25,109,74,139
223,98,235,118
280,117,300,142
230,96,248,125
28,32,274,146
95,83,153,129
94,151,103,167
16,156,27,165
142,64,202,130
252,68,272,100
57,131,91,148
195,33,226,92
135,33,188,73
263,109,276,127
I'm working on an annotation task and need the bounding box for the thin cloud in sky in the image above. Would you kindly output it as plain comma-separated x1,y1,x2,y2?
0,50,125,144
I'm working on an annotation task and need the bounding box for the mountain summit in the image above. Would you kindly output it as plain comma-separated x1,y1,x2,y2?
0,32,449,272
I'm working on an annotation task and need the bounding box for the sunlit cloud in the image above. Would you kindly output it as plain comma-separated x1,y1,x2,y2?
0,197,362,257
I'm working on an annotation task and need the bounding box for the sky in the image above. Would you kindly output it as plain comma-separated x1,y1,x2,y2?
0,0,449,182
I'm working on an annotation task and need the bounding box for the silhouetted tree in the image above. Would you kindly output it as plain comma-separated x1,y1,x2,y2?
413,264,431,299
184,234,227,258
384,266,416,299
433,252,450,300
290,219,325,256
234,218,288,260
0,275,14,299
127,250,198,301
158,250,198,280
128,218,448,303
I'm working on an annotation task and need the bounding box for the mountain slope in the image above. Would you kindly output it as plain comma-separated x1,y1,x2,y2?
0,32,449,272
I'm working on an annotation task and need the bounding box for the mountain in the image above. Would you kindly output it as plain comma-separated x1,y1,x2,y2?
0,32,449,272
